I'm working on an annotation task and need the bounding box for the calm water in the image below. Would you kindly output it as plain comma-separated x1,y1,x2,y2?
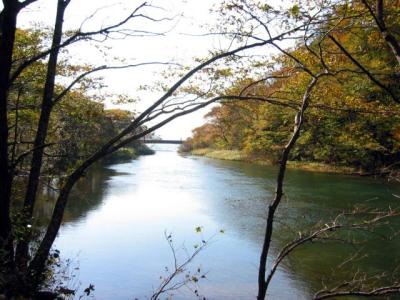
37,144,400,299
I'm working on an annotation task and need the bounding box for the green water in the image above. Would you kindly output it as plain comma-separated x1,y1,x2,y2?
36,144,400,299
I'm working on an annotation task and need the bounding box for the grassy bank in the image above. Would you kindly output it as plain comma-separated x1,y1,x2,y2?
286,161,356,174
189,148,357,175
191,148,245,161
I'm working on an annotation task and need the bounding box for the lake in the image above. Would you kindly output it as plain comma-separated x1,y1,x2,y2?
37,144,400,299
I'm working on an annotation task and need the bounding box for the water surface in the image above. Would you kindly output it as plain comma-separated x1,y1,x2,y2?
38,144,400,299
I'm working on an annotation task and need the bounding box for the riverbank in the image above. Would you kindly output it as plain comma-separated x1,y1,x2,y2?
189,148,358,175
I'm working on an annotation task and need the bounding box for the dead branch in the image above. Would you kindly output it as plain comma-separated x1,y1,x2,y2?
314,283,400,299
150,232,210,300
265,210,400,290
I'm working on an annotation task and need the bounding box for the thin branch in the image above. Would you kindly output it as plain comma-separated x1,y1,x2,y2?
271,42,316,77
9,2,161,84
19,0,38,9
265,210,399,290
328,34,399,104
52,61,179,104
10,143,54,170
360,0,400,65
151,234,210,300
314,284,400,299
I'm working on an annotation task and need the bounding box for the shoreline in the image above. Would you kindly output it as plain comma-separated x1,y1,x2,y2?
187,148,363,175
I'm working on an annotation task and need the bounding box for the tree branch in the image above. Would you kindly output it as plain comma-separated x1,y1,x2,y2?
52,61,179,105
257,75,319,300
314,284,400,299
360,0,400,65
265,210,399,290
328,34,399,104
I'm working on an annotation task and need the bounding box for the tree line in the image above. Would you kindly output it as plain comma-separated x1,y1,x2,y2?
182,0,400,175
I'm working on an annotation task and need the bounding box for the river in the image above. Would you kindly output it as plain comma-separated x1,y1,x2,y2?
36,144,400,299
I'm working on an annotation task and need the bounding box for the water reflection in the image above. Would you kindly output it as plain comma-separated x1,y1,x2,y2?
35,144,400,299
34,166,116,228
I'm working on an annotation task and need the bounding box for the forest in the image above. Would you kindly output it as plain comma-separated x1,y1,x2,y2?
1,0,400,299
181,1,400,175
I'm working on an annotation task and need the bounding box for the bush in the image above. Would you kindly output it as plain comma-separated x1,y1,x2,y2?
134,143,155,155
104,148,137,163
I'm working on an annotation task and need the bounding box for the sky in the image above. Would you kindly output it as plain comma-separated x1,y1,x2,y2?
16,0,225,140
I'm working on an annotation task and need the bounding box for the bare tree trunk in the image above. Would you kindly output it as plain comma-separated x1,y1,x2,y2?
257,77,317,300
16,0,70,270
0,0,21,275
27,169,80,287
